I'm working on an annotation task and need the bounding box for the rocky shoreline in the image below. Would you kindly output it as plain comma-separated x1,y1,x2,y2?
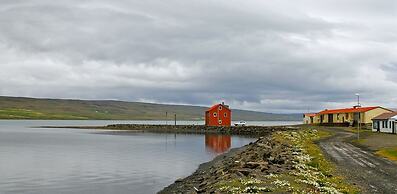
159,127,357,193
159,135,295,193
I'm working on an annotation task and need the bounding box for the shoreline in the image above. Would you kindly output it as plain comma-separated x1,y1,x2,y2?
159,141,252,193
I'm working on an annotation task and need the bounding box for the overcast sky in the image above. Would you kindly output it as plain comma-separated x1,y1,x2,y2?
0,0,396,113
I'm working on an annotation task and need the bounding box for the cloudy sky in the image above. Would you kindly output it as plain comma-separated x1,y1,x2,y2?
0,0,396,113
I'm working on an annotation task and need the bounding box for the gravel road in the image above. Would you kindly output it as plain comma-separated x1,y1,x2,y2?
318,128,397,193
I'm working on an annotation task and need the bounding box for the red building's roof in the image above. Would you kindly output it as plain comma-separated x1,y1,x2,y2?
206,104,231,112
317,106,379,115
304,113,317,117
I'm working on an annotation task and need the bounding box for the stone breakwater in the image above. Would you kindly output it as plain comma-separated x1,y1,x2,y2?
159,129,355,194
103,124,299,137
159,135,295,193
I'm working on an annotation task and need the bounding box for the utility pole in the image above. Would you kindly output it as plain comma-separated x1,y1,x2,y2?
174,113,177,126
166,112,168,125
356,93,360,140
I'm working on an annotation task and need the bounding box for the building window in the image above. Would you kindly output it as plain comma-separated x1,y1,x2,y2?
224,113,227,117
213,112,217,117
218,120,222,124
219,106,222,110
346,113,349,119
383,121,388,128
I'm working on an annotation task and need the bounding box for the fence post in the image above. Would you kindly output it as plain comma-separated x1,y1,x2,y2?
174,114,177,126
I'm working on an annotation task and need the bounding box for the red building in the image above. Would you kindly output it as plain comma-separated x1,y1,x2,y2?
205,103,232,126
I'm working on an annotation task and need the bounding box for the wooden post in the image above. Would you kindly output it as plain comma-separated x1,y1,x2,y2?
166,112,168,125
174,114,177,126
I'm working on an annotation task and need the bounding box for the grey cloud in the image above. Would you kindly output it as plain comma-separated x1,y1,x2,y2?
0,0,396,113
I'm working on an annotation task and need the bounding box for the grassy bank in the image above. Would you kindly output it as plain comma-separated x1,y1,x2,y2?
376,148,397,161
0,108,88,119
216,128,358,193
0,96,302,120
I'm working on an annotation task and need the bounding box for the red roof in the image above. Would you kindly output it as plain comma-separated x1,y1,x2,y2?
304,113,316,117
206,104,230,112
317,106,380,115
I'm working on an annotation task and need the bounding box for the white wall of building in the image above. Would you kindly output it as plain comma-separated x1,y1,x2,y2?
373,118,397,133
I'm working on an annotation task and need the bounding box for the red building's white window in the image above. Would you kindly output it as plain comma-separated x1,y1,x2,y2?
224,113,227,117
219,106,223,110
213,112,217,117
218,120,222,124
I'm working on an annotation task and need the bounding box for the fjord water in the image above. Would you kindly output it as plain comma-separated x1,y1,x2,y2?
0,120,259,194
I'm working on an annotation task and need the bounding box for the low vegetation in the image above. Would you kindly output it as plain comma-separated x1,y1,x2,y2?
376,148,397,161
0,96,301,120
0,108,87,119
216,128,358,193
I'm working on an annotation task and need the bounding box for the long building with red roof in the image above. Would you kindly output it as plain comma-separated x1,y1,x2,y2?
303,106,393,126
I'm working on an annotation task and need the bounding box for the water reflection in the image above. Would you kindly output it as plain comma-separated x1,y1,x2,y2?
205,134,232,154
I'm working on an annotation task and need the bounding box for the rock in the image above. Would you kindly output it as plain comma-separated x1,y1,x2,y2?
261,165,269,172
199,181,207,187
175,178,184,183
263,151,272,159
238,169,251,176
243,162,262,169
274,157,286,164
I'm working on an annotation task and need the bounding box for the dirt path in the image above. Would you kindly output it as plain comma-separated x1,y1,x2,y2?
318,128,397,193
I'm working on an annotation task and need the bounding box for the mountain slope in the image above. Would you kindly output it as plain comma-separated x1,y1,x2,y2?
0,96,301,121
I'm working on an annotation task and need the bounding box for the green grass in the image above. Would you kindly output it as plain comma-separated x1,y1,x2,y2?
0,108,87,119
216,128,359,193
303,130,334,175
376,148,397,161
274,128,359,193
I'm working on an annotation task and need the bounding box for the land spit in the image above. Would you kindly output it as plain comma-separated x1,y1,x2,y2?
41,124,299,137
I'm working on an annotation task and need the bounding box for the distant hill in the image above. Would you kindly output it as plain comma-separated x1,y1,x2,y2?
0,96,302,121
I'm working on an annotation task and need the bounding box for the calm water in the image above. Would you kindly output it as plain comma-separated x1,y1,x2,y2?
0,120,265,194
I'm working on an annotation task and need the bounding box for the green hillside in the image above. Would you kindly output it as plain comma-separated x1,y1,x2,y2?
0,96,301,121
